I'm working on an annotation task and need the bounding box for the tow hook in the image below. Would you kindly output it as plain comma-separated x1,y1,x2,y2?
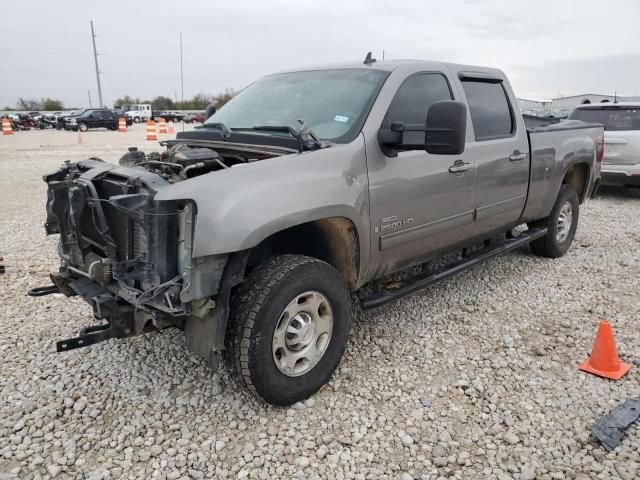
27,285,60,297
56,324,113,352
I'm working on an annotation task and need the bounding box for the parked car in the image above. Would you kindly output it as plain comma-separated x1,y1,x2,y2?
64,109,132,131
27,111,43,121
183,112,205,123
152,111,185,123
55,110,82,130
39,59,602,405
569,103,640,187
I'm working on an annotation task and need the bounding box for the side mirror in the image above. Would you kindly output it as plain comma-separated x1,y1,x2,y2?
425,101,467,155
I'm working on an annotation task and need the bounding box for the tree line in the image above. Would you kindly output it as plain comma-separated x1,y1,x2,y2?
114,89,239,110
5,89,239,111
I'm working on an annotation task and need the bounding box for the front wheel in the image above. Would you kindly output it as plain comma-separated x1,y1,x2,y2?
529,184,579,258
226,255,351,405
77,122,88,132
133,117,140,123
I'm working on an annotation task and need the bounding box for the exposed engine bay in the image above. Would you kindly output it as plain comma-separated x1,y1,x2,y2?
40,139,293,355
120,139,295,182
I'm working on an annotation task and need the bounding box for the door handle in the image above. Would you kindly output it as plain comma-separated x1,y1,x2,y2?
509,151,527,162
448,160,471,174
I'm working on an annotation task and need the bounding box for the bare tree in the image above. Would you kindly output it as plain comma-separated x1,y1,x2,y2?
213,88,239,109
17,98,42,110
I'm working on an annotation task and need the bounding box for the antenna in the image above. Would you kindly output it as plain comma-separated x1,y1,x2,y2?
614,91,617,104
363,51,376,65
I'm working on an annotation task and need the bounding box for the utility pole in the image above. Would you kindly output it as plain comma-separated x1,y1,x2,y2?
90,21,103,107
180,32,184,131
87,90,92,108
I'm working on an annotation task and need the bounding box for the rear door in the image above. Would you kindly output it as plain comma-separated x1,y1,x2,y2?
101,110,115,128
459,75,530,234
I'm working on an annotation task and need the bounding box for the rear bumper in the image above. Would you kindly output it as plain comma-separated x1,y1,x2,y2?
601,163,640,186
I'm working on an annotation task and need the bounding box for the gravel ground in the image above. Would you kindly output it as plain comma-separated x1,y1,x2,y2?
1,127,639,480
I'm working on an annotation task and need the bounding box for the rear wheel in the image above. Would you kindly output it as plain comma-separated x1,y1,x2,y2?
226,255,351,405
133,117,140,123
529,184,579,258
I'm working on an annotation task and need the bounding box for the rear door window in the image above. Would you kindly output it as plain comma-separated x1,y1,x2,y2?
569,107,640,131
461,80,514,141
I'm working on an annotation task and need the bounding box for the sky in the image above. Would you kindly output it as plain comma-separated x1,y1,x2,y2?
1,0,639,108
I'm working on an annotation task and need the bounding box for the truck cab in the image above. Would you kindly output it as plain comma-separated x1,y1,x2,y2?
124,104,152,123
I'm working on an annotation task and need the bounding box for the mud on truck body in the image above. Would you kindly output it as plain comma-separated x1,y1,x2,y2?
37,58,603,405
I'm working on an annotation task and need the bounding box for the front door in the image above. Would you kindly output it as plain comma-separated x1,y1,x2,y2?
367,72,476,276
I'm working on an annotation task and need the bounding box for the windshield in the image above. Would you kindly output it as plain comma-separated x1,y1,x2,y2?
570,107,640,131
204,69,389,143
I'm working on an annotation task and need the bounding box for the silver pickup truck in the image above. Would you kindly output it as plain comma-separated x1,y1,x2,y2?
38,57,603,405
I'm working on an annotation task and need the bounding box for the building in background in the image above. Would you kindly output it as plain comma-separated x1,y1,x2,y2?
517,98,552,109
552,93,640,108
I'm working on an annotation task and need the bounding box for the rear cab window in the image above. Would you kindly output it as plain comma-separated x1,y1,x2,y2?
569,107,640,131
461,79,515,141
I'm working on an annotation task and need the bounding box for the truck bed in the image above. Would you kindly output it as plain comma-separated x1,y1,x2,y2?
521,120,603,223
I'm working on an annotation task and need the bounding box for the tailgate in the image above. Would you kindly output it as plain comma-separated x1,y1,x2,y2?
603,131,640,165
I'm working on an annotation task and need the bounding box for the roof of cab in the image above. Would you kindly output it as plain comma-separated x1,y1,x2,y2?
273,59,505,77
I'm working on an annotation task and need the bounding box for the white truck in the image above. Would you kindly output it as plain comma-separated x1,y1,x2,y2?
124,104,152,123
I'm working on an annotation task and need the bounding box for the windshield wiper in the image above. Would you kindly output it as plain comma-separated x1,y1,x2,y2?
197,122,231,139
243,120,325,151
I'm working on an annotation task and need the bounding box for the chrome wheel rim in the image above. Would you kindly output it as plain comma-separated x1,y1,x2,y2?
272,291,333,377
556,201,573,243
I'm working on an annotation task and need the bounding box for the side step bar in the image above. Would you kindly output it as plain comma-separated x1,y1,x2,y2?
360,228,547,309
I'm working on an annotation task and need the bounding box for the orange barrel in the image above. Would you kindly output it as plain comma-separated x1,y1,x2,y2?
2,118,12,135
159,117,168,134
118,117,127,132
146,120,157,140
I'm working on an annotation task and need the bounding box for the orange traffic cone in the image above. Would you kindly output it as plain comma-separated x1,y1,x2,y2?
77,129,83,144
118,117,127,132
158,117,168,134
146,120,157,141
2,117,12,135
579,320,631,380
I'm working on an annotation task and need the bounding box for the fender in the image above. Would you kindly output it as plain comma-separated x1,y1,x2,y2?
154,135,372,281
521,126,599,223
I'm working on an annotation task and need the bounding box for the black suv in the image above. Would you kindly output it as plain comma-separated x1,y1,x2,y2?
64,109,132,132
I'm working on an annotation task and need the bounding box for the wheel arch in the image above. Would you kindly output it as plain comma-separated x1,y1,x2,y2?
246,217,361,291
562,161,591,203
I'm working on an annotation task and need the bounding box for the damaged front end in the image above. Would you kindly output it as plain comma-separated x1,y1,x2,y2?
39,153,231,362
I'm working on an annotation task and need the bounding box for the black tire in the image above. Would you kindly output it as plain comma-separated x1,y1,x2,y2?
78,122,88,132
226,255,351,405
529,184,579,258
133,117,140,123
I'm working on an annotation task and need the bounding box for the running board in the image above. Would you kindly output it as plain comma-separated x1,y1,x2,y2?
360,228,547,309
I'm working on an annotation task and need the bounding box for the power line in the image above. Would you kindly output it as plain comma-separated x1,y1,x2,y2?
1,27,284,58
0,27,85,38
0,48,91,56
